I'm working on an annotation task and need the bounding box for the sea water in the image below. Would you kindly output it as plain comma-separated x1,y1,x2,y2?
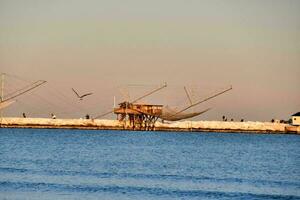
0,128,299,200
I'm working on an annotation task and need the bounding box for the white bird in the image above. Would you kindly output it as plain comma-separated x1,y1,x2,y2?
72,88,93,100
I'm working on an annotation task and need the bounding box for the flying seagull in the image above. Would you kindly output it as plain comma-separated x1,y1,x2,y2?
72,88,93,100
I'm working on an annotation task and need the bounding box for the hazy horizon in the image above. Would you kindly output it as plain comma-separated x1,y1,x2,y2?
0,0,299,121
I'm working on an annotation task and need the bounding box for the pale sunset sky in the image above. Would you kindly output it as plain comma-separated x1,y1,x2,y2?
0,0,299,121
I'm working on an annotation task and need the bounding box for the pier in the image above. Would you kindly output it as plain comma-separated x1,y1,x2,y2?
1,117,299,134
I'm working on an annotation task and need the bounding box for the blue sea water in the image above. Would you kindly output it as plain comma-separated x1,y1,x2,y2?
0,128,299,200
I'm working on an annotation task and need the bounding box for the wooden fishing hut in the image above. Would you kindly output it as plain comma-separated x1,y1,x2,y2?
114,101,163,130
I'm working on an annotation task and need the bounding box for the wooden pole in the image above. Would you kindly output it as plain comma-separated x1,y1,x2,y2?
0,73,4,124
171,86,232,117
131,82,167,103
184,86,193,105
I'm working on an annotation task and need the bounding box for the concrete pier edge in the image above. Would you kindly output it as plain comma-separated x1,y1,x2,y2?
1,117,299,134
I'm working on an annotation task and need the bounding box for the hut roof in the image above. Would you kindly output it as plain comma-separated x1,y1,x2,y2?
292,112,300,116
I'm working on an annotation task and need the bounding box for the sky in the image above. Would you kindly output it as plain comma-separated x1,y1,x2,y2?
0,0,299,121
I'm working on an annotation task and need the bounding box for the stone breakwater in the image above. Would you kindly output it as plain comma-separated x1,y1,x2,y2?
0,117,299,134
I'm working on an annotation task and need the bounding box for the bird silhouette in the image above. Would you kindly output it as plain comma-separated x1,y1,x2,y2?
72,88,93,100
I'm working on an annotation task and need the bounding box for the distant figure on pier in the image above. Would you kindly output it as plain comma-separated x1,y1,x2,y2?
22,113,26,118
85,114,90,119
231,118,234,121
51,113,56,119
241,119,244,122
222,116,226,121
